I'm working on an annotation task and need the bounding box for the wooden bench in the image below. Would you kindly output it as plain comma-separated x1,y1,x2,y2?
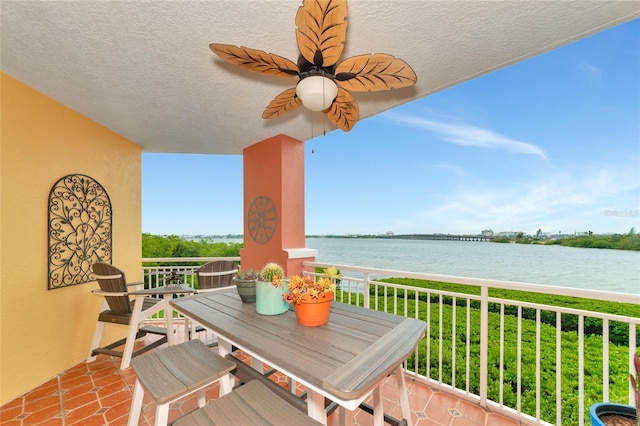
225,353,309,412
225,352,407,426
172,380,323,425
128,339,236,426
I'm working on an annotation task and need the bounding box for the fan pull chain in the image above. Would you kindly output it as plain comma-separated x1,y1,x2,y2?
311,110,315,154
322,79,327,136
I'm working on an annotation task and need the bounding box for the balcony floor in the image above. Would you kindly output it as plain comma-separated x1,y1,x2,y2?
1,324,529,426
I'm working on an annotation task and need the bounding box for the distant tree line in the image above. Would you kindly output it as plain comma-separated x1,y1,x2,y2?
493,228,639,250
142,234,242,260
551,228,639,250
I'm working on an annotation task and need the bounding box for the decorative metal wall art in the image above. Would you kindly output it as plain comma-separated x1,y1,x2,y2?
48,174,112,289
247,196,277,244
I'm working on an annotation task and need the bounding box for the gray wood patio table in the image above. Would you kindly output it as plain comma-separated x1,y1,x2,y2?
169,289,426,426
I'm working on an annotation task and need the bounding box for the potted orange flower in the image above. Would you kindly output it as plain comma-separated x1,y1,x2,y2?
282,267,341,326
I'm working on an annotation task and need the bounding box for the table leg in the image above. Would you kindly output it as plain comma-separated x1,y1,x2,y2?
339,407,354,426
163,294,174,346
307,389,328,424
251,357,264,373
186,318,194,340
215,338,234,395
396,364,413,426
372,386,384,426
217,339,232,356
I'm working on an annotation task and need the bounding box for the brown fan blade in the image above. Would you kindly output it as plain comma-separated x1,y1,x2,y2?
335,53,417,92
323,88,359,131
210,43,299,78
295,0,348,67
262,88,303,119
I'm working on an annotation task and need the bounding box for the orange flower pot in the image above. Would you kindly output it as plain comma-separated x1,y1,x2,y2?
293,292,334,326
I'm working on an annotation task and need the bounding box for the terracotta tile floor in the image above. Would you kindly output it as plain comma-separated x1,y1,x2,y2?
1,324,527,426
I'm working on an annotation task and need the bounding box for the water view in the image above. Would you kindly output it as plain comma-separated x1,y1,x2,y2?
305,237,640,294
198,236,639,294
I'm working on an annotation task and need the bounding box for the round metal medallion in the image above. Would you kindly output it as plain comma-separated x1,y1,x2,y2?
247,196,277,244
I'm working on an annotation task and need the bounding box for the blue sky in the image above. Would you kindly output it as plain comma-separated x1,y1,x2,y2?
142,19,639,237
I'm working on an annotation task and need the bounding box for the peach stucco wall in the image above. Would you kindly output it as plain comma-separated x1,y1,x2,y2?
0,73,142,404
241,134,309,276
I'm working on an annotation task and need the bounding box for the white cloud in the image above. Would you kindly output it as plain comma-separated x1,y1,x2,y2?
576,59,603,85
396,166,639,235
431,163,468,177
384,112,548,159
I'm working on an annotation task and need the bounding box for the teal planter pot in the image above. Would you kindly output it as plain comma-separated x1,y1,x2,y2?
255,280,289,315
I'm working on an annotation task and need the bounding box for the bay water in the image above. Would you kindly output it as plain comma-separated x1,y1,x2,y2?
304,237,640,295
205,236,639,294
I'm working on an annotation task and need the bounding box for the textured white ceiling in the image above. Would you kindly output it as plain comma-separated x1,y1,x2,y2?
2,1,638,155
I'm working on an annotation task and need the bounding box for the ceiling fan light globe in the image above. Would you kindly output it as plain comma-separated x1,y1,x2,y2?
296,76,338,111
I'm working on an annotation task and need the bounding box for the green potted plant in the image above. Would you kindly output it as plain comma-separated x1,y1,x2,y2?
590,351,639,426
233,268,259,303
282,267,340,326
255,262,288,315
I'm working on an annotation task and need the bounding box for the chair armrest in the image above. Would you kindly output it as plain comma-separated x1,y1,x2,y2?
126,281,144,292
92,289,129,297
322,318,426,400
198,269,238,277
195,286,234,294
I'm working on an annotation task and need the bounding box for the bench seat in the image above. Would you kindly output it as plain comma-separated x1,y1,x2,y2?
173,380,323,425
128,339,236,426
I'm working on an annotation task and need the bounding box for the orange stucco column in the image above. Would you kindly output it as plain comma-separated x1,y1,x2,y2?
240,134,316,276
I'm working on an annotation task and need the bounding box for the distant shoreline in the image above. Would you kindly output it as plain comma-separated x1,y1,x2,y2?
306,233,640,251
184,232,640,251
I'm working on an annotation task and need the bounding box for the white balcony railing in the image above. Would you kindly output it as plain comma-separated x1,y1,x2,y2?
142,256,241,287
141,257,640,426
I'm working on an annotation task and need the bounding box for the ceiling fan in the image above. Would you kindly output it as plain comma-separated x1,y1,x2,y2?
210,0,417,132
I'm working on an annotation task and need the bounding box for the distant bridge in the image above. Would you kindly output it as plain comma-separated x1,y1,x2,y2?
387,234,490,242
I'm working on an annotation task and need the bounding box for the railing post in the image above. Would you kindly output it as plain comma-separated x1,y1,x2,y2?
479,285,488,407
363,272,370,309
630,323,637,406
